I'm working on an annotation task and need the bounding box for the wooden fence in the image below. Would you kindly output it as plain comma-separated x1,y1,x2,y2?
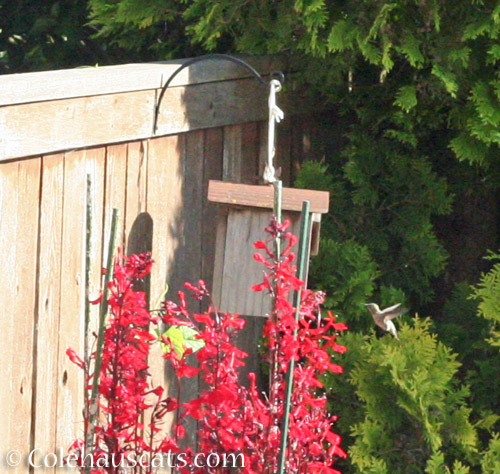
0,56,325,470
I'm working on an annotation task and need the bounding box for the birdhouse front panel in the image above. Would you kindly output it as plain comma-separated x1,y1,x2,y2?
212,207,304,317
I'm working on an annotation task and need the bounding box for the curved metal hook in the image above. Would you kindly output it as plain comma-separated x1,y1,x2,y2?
153,53,284,133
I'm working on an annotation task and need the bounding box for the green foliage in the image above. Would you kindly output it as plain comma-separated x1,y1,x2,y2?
296,132,451,307
480,434,500,474
0,0,129,73
347,319,477,474
472,252,500,349
309,238,378,326
88,0,203,59
394,85,418,113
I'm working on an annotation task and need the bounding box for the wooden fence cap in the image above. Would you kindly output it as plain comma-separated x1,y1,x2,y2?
207,180,329,213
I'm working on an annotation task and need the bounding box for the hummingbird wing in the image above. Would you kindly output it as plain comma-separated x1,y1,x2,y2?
380,303,401,314
384,307,408,320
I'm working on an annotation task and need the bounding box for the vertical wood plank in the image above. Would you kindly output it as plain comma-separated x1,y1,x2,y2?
56,150,87,449
103,144,128,256
177,130,204,449
146,135,183,440
34,154,64,472
124,140,148,242
147,134,183,320
223,124,242,182
0,158,40,473
85,148,106,342
202,128,224,294
125,140,151,299
0,161,19,460
241,122,259,184
220,209,270,388
16,158,40,472
220,209,272,317
173,130,204,291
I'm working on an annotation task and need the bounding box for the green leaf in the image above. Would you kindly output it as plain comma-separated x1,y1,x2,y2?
394,85,417,112
162,325,205,357
432,64,459,97
399,34,425,68
327,19,356,52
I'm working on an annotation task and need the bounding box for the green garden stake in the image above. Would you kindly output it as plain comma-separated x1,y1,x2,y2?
269,179,284,389
84,208,119,473
277,200,311,474
273,179,283,254
84,174,92,412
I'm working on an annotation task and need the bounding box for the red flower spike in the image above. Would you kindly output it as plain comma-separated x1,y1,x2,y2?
67,252,181,473
68,219,346,474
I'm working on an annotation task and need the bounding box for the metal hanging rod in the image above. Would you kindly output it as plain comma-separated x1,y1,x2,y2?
153,53,284,133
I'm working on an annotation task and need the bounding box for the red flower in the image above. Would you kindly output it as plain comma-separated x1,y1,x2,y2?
68,220,347,474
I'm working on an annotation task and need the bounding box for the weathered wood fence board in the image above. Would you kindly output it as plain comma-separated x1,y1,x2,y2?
35,154,64,474
0,56,321,459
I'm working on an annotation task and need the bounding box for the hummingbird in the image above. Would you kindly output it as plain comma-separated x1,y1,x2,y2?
364,303,407,339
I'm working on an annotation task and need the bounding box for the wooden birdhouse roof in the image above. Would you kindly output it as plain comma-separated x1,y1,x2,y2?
207,180,330,213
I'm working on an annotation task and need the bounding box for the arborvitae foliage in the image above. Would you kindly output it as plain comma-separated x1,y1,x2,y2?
472,252,500,350
88,0,204,60
348,319,477,474
0,0,130,73
325,319,482,474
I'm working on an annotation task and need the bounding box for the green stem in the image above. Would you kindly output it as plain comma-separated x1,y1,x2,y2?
84,208,119,474
277,200,311,474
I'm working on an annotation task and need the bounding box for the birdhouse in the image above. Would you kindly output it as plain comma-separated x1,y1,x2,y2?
207,180,330,317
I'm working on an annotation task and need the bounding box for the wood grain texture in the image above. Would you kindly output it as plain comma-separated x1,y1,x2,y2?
207,180,330,213
201,128,224,293
176,130,205,449
211,208,228,307
103,144,128,251
146,135,183,438
214,207,308,315
56,150,87,449
0,158,40,474
0,78,271,162
15,158,40,471
0,161,19,459
34,154,64,471
124,141,148,242
219,209,273,317
84,148,106,344
222,124,243,182
0,91,155,162
0,55,288,106
241,122,259,184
